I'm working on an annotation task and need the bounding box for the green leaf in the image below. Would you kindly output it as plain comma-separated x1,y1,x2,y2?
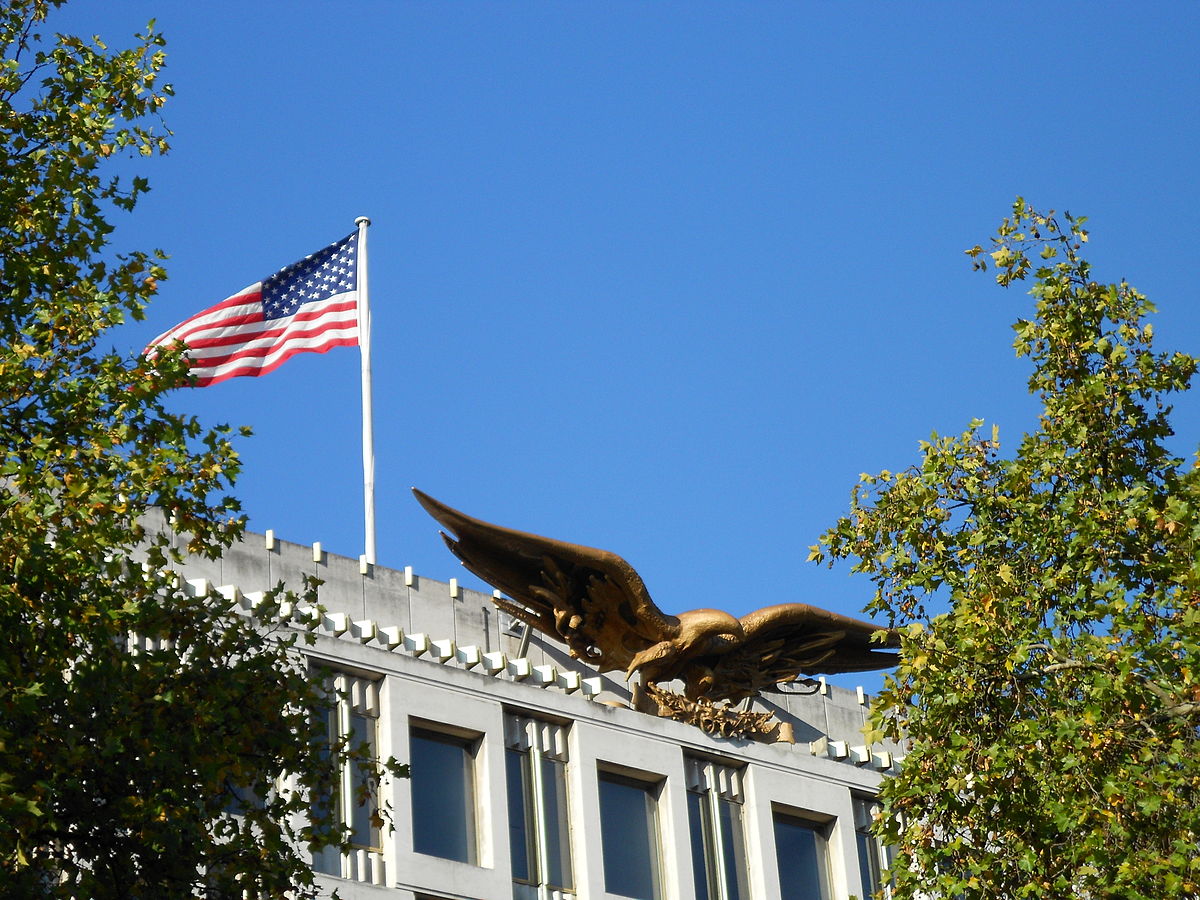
818,199,1200,900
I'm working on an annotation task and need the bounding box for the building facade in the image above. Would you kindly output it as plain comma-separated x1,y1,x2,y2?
171,524,900,900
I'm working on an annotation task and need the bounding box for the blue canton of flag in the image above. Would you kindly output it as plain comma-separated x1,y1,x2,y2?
262,232,359,320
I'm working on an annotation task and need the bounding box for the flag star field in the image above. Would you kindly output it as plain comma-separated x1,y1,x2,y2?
263,233,358,320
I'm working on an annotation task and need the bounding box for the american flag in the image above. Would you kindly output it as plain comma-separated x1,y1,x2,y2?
145,231,360,386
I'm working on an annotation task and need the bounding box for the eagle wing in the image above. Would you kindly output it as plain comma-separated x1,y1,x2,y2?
702,603,899,701
412,489,678,673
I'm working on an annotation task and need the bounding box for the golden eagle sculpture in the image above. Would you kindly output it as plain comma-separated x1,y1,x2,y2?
413,489,899,705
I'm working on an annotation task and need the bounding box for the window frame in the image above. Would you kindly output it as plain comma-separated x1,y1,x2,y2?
685,757,750,900
597,767,664,900
772,805,833,900
409,722,481,866
504,714,574,894
853,794,892,900
310,669,384,881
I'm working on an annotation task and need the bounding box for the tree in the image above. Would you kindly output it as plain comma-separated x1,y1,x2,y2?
814,199,1200,900
0,3,391,896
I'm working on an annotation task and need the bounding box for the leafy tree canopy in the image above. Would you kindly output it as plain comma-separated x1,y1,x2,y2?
814,199,1200,899
0,2,392,896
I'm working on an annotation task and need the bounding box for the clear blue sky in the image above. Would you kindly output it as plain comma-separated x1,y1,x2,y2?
65,2,1200,689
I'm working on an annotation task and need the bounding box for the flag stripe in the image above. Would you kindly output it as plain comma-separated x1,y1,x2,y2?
188,330,360,386
144,231,361,387
147,286,263,346
186,302,357,368
194,321,360,367
179,297,358,354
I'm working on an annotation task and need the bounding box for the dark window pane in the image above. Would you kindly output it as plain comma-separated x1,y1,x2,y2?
774,814,829,900
857,831,883,899
540,756,573,890
718,797,749,900
599,774,660,900
687,791,712,900
348,713,379,848
853,795,892,898
506,749,533,882
411,730,476,864
310,705,339,874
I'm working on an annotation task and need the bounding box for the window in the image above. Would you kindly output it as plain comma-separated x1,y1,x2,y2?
685,758,750,900
598,771,662,900
505,715,574,897
410,726,478,864
854,795,892,900
773,810,831,900
310,671,384,883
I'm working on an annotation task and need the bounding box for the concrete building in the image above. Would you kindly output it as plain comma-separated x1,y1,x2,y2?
170,523,900,900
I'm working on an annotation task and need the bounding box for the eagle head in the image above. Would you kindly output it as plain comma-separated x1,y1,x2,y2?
626,609,743,686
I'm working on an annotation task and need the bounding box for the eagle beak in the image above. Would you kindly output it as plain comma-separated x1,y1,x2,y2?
625,641,670,681
625,646,655,681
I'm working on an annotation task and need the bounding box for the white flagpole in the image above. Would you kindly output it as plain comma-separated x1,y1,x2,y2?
355,216,376,566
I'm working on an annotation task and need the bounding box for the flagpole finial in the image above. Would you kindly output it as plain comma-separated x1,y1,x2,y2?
355,216,371,227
